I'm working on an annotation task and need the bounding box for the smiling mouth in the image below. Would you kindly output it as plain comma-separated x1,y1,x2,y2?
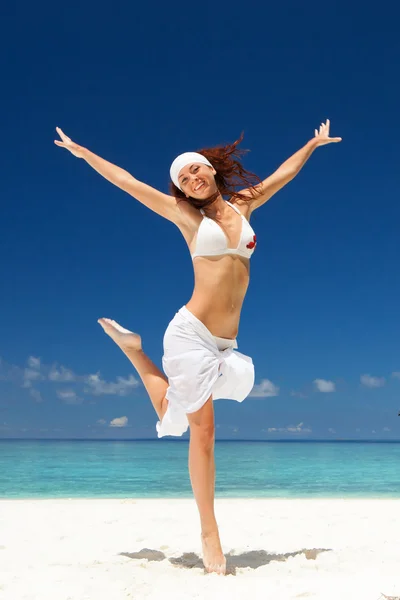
194,181,206,192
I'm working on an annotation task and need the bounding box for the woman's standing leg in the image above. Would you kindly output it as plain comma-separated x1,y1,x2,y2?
187,397,226,575
99,318,225,574
98,318,168,420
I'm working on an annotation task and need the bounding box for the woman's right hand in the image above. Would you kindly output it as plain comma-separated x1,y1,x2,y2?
54,127,85,158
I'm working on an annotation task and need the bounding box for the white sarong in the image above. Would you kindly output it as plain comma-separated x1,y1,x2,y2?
156,306,255,438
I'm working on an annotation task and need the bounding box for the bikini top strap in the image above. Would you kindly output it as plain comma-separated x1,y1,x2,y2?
200,208,205,216
225,200,242,216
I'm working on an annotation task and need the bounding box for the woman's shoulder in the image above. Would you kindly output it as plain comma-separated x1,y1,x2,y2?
229,197,252,219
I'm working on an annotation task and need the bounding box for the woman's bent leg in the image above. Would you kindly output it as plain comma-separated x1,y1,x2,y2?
187,397,226,575
98,318,168,420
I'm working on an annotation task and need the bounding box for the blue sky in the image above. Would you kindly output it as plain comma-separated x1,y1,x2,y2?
1,0,399,440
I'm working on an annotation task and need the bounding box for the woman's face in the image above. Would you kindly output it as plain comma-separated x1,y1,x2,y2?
178,163,217,199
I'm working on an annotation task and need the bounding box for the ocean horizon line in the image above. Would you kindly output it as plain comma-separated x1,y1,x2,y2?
1,438,400,443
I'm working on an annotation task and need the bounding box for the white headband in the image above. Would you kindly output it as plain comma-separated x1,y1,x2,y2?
170,152,213,191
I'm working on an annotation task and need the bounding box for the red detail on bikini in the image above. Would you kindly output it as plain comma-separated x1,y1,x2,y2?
246,235,257,250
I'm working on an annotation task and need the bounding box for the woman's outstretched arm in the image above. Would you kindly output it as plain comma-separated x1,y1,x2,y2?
54,127,183,224
244,119,342,212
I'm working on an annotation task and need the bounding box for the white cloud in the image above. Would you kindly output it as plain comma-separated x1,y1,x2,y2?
56,389,82,405
0,357,74,388
48,366,77,382
0,356,143,407
287,423,312,433
23,368,43,385
110,416,128,428
267,422,312,434
392,372,400,380
97,419,106,426
249,379,279,398
22,363,45,391
314,379,336,393
383,427,391,432
360,374,385,388
84,374,139,396
27,356,41,370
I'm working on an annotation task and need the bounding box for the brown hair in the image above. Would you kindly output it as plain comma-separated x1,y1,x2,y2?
169,133,262,209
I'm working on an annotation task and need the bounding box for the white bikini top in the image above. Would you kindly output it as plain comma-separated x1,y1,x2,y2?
191,201,257,260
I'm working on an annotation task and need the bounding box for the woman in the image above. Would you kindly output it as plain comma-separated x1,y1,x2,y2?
54,120,341,574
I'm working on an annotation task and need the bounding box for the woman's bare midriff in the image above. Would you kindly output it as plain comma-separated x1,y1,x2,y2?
185,254,250,339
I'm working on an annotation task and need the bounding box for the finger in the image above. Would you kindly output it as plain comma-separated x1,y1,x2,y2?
56,127,70,142
54,140,65,147
324,137,342,144
325,119,330,135
315,129,318,136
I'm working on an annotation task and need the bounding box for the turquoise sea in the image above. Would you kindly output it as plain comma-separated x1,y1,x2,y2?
0,440,400,499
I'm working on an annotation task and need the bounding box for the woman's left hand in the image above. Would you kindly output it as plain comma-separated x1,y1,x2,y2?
314,119,342,146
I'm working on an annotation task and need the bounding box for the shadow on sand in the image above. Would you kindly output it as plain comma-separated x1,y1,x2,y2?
120,547,331,575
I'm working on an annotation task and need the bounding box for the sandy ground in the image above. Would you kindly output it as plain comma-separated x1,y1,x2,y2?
0,498,399,600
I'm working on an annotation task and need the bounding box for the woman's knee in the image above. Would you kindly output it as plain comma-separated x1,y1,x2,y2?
191,421,215,445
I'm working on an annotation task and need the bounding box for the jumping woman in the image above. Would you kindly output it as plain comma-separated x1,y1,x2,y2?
54,120,341,575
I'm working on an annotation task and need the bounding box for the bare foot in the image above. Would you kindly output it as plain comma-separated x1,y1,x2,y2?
98,318,142,351
201,532,226,575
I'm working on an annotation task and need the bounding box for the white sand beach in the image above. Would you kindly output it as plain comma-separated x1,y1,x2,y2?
1,498,399,600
